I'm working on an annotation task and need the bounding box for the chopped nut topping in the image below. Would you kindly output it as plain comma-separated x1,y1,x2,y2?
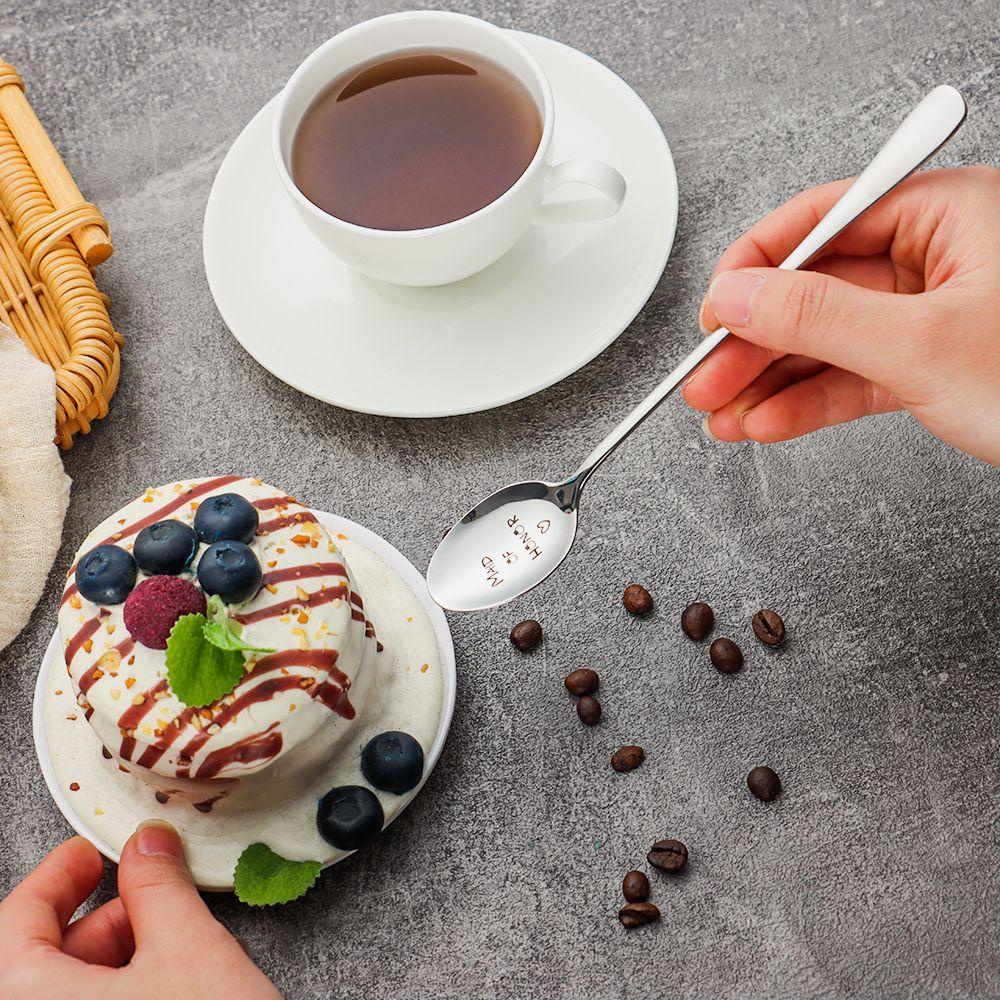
69,593,82,609
131,694,145,707
125,677,136,689
295,585,310,601
110,689,121,701
265,584,278,594
83,638,93,653
291,534,311,546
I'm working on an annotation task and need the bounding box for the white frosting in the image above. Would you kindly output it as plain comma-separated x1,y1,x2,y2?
57,477,377,799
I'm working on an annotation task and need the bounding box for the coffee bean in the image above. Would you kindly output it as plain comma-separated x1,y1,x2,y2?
577,695,602,726
622,870,650,903
647,839,688,873
747,765,781,802
681,601,714,640
611,745,645,772
564,668,599,696
509,619,542,652
710,637,743,673
622,583,653,616
752,609,785,646
618,901,660,928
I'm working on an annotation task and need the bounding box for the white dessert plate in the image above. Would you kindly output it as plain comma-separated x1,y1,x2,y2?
203,31,678,417
33,512,457,891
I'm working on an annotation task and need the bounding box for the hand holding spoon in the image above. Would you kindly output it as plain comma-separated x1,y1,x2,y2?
427,85,967,612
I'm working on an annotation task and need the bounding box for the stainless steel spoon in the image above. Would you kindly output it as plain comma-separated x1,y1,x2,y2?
427,85,967,612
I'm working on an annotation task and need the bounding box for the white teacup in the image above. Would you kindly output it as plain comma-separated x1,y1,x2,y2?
272,10,626,286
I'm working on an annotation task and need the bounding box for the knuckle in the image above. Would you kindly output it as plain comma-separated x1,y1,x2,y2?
780,273,831,344
126,865,188,897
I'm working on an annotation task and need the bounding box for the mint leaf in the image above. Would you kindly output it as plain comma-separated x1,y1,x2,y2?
202,594,275,656
205,593,240,633
234,843,321,906
165,613,245,707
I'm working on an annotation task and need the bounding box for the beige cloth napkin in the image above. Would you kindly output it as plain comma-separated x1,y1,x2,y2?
0,323,71,652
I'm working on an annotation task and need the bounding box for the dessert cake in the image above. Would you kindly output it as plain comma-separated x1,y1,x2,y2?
45,475,446,892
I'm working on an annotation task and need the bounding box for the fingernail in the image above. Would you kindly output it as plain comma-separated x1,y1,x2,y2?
697,299,717,335
708,271,765,328
701,415,719,441
135,819,182,858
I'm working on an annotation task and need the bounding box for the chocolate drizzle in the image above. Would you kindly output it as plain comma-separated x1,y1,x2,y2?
256,510,318,536
64,617,102,666
78,635,135,694
118,679,168,761
193,792,226,813
252,495,297,511
233,583,348,625
194,723,282,780
260,561,347,588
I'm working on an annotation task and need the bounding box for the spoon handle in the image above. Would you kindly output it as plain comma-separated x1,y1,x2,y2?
571,85,967,488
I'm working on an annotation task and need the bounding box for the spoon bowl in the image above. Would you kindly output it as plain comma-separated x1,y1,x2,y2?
426,479,580,611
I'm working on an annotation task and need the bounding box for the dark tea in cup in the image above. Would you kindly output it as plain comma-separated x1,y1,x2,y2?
290,49,542,231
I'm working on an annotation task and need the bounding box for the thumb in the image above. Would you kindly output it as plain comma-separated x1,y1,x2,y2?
707,267,930,389
117,820,228,952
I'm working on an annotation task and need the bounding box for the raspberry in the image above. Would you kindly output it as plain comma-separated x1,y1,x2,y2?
123,575,206,649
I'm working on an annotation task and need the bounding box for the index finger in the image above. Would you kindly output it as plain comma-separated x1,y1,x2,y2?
0,837,105,950
700,173,926,330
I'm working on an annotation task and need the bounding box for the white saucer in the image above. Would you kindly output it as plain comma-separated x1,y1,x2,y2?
203,31,678,417
33,512,457,891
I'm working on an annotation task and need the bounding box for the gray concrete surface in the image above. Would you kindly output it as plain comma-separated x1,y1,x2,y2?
1,1,998,997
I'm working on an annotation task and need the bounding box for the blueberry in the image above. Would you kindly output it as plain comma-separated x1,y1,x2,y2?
133,520,199,575
193,493,259,544
316,785,384,851
75,544,137,605
196,541,262,604
360,731,424,794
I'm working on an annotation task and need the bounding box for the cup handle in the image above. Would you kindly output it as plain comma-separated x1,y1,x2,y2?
543,159,627,217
